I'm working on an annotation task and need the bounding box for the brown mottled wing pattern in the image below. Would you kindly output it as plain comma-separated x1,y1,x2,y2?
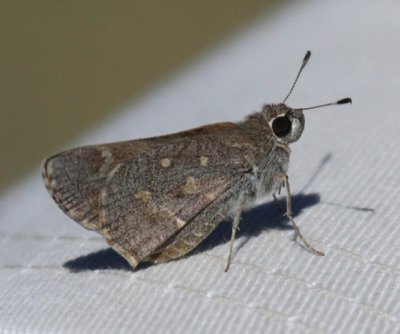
100,162,235,266
99,123,260,266
42,122,258,267
42,141,149,231
42,123,236,230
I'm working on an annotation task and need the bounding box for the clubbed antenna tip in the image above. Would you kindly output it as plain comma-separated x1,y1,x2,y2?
337,97,352,104
302,97,353,111
303,50,311,62
282,50,312,103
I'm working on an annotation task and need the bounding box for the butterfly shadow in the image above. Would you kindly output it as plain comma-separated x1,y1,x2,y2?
63,192,320,272
194,192,320,256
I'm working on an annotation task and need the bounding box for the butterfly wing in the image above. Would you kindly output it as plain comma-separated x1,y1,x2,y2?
42,122,258,267
42,123,238,229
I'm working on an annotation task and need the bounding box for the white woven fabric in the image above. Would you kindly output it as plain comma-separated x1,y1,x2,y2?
1,0,400,333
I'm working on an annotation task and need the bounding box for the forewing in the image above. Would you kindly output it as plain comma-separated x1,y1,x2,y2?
41,122,236,231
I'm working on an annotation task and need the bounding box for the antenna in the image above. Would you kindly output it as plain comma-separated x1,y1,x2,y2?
302,97,352,110
282,50,311,103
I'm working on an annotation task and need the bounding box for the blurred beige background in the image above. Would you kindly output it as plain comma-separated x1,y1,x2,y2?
0,1,278,192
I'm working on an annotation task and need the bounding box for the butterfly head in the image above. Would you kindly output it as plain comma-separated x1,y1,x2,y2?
264,51,351,144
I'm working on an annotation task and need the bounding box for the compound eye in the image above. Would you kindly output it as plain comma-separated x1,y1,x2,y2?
272,116,291,137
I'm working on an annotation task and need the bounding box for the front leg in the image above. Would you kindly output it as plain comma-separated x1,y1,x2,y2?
283,174,324,256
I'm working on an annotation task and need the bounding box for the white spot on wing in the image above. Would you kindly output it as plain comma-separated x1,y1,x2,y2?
183,176,197,194
200,156,209,166
176,218,186,228
134,190,152,203
160,158,171,168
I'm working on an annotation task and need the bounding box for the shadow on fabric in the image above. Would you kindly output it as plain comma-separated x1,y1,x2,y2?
63,192,320,272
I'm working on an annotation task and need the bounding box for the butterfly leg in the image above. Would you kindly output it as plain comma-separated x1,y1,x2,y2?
283,174,324,256
224,198,244,272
